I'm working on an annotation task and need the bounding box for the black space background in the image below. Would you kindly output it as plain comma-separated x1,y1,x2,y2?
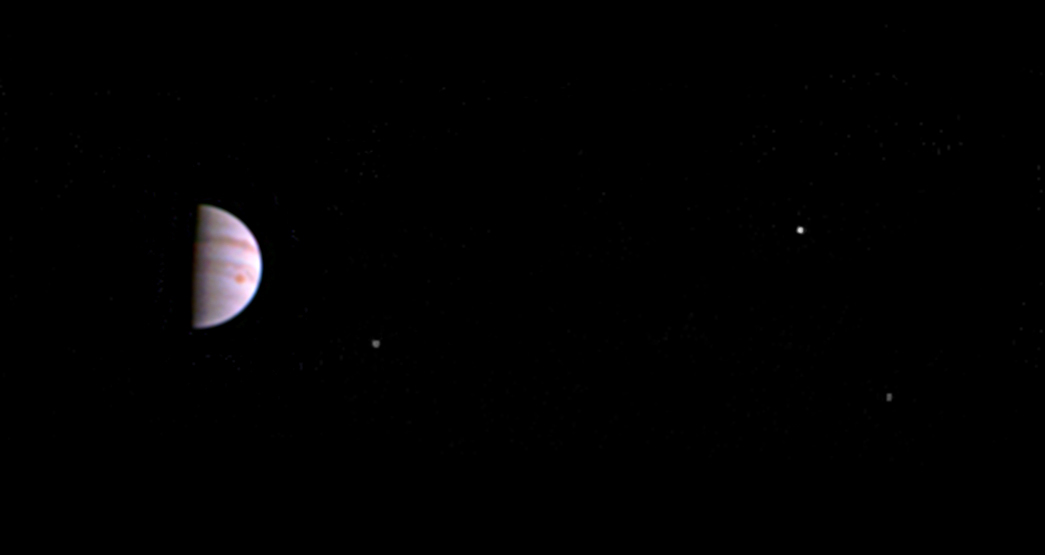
2,22,1040,466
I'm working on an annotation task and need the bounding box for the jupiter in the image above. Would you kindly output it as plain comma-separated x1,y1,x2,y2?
191,204,263,329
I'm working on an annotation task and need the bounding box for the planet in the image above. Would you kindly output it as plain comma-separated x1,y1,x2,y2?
191,204,263,329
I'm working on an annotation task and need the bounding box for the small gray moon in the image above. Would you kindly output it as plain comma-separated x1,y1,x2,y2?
191,204,263,329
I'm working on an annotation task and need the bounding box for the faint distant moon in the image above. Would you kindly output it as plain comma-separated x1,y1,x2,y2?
192,204,262,329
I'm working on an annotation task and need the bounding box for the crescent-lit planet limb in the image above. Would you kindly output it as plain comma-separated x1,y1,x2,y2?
191,204,262,329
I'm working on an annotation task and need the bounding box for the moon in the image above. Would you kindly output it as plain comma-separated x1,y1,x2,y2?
191,204,263,329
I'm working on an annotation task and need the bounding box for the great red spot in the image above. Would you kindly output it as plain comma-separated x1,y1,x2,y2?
234,274,246,284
